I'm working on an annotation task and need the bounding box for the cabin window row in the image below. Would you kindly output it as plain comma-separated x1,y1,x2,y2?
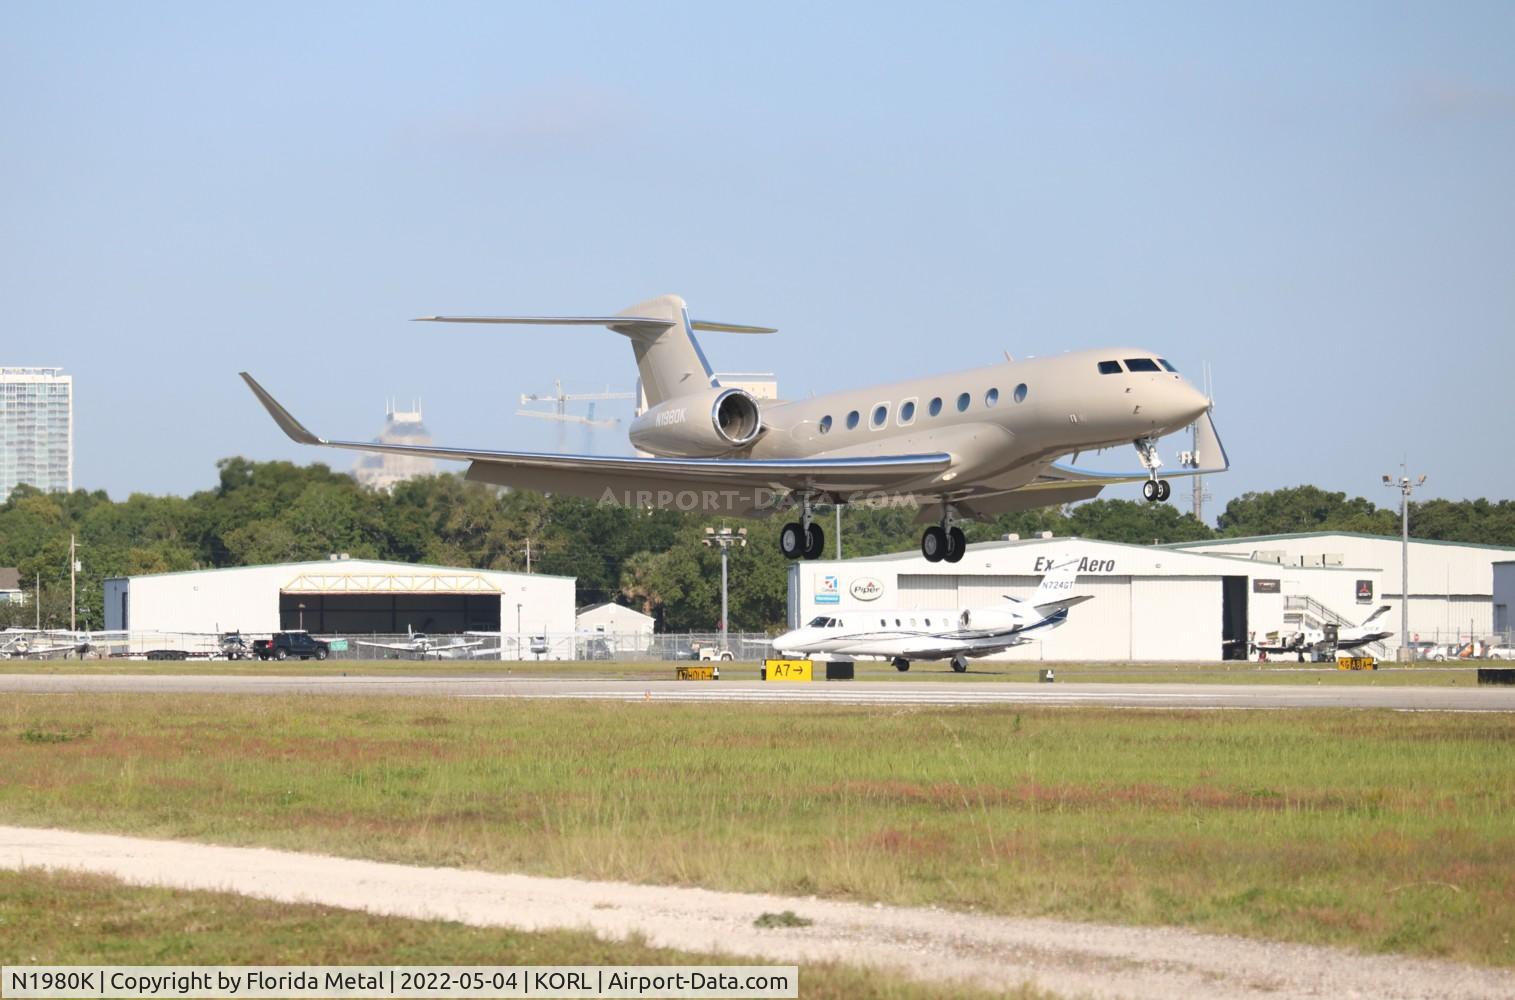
818,383,1028,434
806,616,940,627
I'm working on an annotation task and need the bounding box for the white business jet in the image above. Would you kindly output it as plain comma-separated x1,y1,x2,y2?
771,558,1091,672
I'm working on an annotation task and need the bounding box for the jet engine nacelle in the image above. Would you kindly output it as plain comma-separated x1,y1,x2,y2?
629,387,763,457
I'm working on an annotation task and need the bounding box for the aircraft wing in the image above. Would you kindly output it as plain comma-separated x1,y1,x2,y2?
354,640,417,652
242,374,953,506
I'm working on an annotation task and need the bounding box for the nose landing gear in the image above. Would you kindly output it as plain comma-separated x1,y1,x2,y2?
1135,438,1172,503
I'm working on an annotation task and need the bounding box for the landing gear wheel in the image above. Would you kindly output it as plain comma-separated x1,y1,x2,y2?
804,522,825,560
1142,480,1159,502
892,657,910,672
1155,479,1171,501
951,655,968,673
779,522,805,560
944,526,967,563
921,526,948,562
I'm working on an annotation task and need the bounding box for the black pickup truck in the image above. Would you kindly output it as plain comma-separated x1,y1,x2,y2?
251,631,331,661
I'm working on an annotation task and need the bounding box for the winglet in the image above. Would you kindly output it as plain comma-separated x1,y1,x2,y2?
239,373,324,446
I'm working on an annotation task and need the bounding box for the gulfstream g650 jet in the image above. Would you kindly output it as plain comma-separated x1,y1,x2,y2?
242,294,1225,562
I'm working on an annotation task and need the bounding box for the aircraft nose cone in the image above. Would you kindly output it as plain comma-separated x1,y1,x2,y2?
1174,382,1210,423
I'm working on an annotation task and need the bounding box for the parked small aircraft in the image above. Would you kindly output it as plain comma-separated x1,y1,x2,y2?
0,628,98,659
354,626,486,659
771,558,1091,672
243,294,1225,563
1253,604,1394,661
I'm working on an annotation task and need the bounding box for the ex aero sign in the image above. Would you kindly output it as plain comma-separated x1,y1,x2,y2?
849,577,885,601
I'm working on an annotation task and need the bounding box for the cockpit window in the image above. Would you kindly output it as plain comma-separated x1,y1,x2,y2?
1098,360,1121,374
1124,358,1161,372
807,616,829,627
1158,358,1177,372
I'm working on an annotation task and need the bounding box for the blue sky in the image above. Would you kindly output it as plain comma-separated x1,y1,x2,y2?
3,2,1512,520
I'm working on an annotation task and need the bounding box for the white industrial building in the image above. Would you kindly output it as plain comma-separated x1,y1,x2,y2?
788,531,1515,661
104,557,575,657
575,602,656,652
1173,532,1515,650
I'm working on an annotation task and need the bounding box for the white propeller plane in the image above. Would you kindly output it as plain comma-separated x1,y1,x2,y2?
772,558,1091,672
354,626,487,659
243,294,1225,563
1253,605,1395,661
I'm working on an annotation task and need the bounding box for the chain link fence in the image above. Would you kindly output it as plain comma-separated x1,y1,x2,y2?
2,630,778,662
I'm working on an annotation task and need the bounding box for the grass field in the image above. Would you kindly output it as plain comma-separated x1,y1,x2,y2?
0,657,1486,686
1,694,1512,967
0,869,1024,1000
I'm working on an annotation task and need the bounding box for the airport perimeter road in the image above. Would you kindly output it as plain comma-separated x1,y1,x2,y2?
5,825,1514,999
4,673,1515,710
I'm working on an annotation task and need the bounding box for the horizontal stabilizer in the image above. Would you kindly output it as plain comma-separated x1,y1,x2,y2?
414,315,776,334
1035,595,1095,616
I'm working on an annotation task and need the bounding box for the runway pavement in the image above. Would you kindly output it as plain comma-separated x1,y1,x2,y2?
3,673,1515,710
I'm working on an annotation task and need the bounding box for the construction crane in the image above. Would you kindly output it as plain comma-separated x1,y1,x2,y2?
517,380,635,429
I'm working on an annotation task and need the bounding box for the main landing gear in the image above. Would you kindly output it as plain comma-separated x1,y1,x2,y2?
921,505,966,564
1135,437,1171,504
950,654,969,673
779,495,825,560
892,656,910,672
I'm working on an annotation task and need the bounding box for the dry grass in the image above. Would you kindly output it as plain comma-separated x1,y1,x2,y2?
0,869,1031,999
1,694,1512,966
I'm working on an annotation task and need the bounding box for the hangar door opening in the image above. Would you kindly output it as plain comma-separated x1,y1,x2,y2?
1222,576,1248,660
279,593,501,633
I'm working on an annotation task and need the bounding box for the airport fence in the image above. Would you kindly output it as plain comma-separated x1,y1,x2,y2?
19,630,779,662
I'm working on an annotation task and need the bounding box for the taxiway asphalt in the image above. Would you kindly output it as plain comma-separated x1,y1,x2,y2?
2,673,1514,710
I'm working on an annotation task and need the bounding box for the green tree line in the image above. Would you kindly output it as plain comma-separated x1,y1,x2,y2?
3,461,1512,633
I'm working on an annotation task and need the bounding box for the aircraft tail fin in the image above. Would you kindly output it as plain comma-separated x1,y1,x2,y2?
1031,558,1081,605
415,295,776,408
1359,604,1392,628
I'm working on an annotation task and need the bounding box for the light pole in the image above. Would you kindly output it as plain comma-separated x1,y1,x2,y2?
1383,467,1427,661
703,526,747,654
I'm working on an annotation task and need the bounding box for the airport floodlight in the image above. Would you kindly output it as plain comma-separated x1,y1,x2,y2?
1383,467,1428,661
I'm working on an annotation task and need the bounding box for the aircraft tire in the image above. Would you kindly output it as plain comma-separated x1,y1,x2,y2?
892,657,910,672
1156,479,1171,501
804,523,825,559
1142,479,1158,502
921,526,947,562
779,522,805,560
944,527,967,563
951,655,968,673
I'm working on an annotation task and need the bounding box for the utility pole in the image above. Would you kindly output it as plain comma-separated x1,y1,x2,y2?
703,526,747,653
69,534,80,632
835,505,842,559
1383,466,1427,661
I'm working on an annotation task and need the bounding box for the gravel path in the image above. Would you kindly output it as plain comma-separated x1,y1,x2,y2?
4,826,1512,998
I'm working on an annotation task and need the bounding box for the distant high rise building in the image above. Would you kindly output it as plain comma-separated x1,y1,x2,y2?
0,367,73,503
352,399,437,491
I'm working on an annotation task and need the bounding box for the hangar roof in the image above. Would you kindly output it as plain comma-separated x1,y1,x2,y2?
106,558,572,583
831,534,1372,573
1167,531,1515,554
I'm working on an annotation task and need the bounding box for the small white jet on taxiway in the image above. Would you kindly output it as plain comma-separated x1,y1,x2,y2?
771,558,1091,673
